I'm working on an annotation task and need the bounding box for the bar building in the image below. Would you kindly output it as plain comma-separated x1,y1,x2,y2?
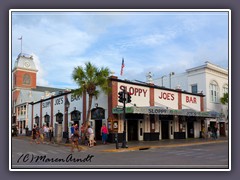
12,54,222,142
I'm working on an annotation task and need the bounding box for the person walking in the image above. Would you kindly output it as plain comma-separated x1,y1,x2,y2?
49,126,54,143
39,126,45,144
70,123,75,136
71,127,81,152
30,124,39,144
207,125,212,139
80,123,85,145
43,125,49,141
213,124,218,139
87,125,94,147
101,123,109,144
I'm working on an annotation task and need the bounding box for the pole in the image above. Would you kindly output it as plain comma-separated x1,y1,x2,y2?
169,73,171,89
121,89,128,148
21,37,22,54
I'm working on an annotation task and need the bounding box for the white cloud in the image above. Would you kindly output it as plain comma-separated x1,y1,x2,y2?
31,54,49,86
11,11,229,89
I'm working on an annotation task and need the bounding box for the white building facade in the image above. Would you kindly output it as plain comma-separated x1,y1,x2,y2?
154,61,229,137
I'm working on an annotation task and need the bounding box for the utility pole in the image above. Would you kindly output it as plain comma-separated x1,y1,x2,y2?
118,88,131,148
121,88,127,148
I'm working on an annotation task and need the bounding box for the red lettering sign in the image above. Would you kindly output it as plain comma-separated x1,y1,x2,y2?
186,96,197,103
158,92,174,101
120,85,148,97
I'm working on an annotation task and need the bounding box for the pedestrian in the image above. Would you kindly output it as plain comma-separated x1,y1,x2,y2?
71,126,80,152
43,124,48,141
49,126,54,143
207,125,212,139
70,123,75,136
87,125,94,147
35,125,40,142
80,123,85,145
202,126,205,139
30,124,39,144
39,126,45,144
213,124,218,139
101,123,109,144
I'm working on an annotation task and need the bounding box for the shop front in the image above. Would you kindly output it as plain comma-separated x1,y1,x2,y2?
111,106,219,142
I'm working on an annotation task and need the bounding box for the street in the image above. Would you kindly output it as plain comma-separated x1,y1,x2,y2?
11,137,229,169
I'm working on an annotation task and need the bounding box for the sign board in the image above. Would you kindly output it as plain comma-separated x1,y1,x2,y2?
112,106,219,118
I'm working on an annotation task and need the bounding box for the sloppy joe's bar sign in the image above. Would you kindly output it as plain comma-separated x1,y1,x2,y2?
154,89,178,109
181,94,201,111
118,83,150,107
132,107,218,117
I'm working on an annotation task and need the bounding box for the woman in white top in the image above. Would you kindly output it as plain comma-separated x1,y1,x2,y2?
87,125,94,147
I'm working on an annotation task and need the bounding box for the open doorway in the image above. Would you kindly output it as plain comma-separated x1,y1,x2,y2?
127,120,138,141
161,120,169,139
187,121,194,138
95,120,102,141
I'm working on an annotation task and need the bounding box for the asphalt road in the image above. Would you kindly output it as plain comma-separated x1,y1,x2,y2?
11,138,229,170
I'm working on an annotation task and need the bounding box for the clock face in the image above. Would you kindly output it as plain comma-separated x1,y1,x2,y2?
24,61,30,68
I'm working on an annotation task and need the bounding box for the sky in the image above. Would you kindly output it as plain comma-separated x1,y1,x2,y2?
11,10,229,90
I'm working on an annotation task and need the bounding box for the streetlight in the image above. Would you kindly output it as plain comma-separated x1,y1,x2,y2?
65,97,70,143
161,75,166,87
169,72,175,88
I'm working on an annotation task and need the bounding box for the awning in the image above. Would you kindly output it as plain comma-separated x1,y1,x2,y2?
112,106,219,118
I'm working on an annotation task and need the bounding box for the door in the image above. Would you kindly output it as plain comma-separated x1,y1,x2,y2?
161,120,169,139
95,120,102,141
187,121,194,138
127,120,138,141
220,122,225,136
138,120,144,141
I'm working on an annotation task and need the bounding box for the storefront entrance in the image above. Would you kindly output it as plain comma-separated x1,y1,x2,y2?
95,120,102,141
127,120,138,141
161,120,169,139
187,121,194,138
219,122,226,136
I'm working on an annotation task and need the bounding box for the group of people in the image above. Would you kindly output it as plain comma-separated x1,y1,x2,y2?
207,124,218,139
30,124,53,144
30,122,109,152
70,123,109,152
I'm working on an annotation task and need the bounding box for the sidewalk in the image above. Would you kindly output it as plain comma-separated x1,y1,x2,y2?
83,137,228,153
13,135,228,153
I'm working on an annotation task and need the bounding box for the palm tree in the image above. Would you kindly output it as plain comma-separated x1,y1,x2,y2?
72,62,111,127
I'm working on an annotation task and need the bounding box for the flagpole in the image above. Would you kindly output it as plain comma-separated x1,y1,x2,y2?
18,36,22,54
21,36,22,54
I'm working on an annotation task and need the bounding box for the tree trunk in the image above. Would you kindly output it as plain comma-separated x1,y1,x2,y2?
86,94,93,128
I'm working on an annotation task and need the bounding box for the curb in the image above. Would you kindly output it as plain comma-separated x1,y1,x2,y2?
13,136,228,153
101,140,228,153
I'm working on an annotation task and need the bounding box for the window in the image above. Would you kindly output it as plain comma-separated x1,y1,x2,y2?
20,106,23,115
223,84,228,94
191,84,198,94
23,105,26,115
209,81,219,103
23,74,31,85
17,107,20,116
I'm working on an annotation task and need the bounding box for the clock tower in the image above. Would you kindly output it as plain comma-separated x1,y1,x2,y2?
12,53,38,102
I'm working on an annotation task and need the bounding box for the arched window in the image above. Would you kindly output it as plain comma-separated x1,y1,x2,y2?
209,80,219,103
